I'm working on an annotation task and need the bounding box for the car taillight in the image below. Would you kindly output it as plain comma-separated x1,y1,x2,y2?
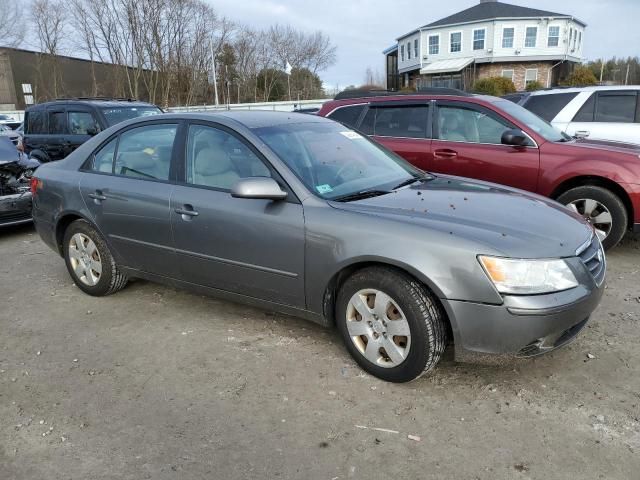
30,177,42,195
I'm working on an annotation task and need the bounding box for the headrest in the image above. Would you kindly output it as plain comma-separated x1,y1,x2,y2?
119,151,155,170
195,147,233,175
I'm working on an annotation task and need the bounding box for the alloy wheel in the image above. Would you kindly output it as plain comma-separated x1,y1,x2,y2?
68,233,102,286
345,289,411,368
567,198,612,241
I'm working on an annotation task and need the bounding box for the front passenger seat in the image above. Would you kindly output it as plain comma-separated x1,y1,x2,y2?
193,147,240,189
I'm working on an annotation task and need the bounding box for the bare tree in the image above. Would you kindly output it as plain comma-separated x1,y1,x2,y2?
0,1,25,47
31,0,67,98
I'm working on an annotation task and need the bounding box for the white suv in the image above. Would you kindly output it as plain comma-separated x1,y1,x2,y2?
507,86,640,145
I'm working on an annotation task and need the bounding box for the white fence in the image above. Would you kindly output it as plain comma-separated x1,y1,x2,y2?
0,99,328,125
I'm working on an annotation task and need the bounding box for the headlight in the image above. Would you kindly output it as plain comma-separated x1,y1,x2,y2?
478,256,578,295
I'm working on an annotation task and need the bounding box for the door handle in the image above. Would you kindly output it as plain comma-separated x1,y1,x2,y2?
434,149,458,159
88,190,107,203
574,130,590,138
175,204,199,220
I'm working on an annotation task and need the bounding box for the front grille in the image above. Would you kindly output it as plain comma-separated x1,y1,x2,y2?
576,235,606,286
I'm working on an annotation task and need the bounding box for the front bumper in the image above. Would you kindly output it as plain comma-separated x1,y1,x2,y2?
0,191,32,227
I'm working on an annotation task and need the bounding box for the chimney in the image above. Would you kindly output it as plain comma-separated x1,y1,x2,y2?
480,0,497,3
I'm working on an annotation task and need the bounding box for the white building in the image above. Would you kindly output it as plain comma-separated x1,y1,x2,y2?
385,0,586,91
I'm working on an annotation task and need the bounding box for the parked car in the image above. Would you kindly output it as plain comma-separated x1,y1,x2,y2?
31,111,604,382
0,137,39,227
0,113,21,130
318,91,640,250
504,86,640,144
23,98,163,163
0,123,21,147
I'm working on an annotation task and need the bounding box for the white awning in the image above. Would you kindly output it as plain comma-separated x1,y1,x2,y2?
420,58,474,75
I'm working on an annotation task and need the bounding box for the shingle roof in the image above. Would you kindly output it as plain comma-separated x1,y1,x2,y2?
422,1,585,29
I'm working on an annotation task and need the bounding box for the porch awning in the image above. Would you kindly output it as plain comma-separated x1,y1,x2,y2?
419,58,474,75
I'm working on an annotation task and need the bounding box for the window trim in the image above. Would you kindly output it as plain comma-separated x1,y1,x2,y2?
524,26,537,48
547,25,560,47
502,27,515,49
472,28,486,51
450,31,463,53
433,100,538,148
180,120,300,203
428,34,440,56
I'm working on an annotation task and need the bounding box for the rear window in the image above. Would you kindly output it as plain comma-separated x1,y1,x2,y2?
101,106,162,126
327,105,365,128
595,92,637,123
522,92,578,121
26,111,47,134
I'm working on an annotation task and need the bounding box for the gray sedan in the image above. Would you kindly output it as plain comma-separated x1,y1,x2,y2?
31,112,604,382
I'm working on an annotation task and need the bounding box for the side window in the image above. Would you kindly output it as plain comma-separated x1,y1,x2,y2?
437,105,512,144
90,137,118,173
186,125,271,190
26,111,46,134
327,105,365,129
68,111,101,135
114,124,177,180
595,92,637,123
573,94,595,122
359,108,376,135
522,93,579,122
48,111,67,134
372,105,429,138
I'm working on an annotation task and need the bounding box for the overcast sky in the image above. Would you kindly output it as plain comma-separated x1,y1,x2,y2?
209,0,640,89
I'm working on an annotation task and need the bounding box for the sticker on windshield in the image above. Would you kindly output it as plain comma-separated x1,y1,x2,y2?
339,131,363,140
316,184,333,194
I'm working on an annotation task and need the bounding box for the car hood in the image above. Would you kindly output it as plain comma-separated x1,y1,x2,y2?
330,175,593,258
569,138,640,155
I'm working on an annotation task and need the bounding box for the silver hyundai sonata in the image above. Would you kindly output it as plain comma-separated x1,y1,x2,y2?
31,112,605,382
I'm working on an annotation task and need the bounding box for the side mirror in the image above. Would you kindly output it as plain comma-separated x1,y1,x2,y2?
86,128,99,136
231,177,287,201
501,129,531,147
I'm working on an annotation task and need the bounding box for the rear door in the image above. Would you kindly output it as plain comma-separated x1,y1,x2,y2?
431,100,540,192
79,121,179,277
23,109,49,160
358,102,432,171
170,122,306,308
45,107,68,161
565,90,640,143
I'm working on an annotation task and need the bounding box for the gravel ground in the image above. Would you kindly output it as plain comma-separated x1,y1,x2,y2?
1,224,639,480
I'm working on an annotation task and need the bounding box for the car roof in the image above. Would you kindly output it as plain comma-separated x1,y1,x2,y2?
159,110,330,129
527,85,640,96
26,99,159,110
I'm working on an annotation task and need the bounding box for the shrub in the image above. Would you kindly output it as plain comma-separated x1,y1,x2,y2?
525,80,544,91
472,76,516,96
563,65,598,86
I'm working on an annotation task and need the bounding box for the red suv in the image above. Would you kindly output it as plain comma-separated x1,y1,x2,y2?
318,91,640,249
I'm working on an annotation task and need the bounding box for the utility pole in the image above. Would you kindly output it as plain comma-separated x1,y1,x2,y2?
599,60,604,83
625,63,630,85
210,38,219,106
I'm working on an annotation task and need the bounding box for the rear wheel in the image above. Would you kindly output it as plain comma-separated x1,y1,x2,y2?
557,186,627,250
336,267,447,383
62,220,128,296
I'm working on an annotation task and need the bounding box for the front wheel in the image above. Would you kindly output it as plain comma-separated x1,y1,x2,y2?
557,186,627,250
336,267,447,383
62,219,128,296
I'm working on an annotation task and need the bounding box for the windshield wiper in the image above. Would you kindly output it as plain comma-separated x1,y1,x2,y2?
391,173,433,190
331,189,391,202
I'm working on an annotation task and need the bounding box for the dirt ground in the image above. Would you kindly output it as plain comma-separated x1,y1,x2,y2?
1,224,639,480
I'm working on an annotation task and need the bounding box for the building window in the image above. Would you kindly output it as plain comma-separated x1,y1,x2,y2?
502,69,514,81
548,26,560,47
407,42,411,59
525,27,537,48
400,44,404,61
428,35,440,55
502,28,514,48
473,29,485,50
525,69,538,87
414,39,419,58
578,31,582,49
573,29,578,50
450,32,462,53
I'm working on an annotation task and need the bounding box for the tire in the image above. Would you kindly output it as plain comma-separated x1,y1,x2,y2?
335,267,447,383
557,186,627,250
62,219,128,296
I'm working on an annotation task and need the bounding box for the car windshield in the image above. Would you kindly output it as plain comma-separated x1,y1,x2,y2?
101,106,162,126
493,99,570,142
253,121,422,200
